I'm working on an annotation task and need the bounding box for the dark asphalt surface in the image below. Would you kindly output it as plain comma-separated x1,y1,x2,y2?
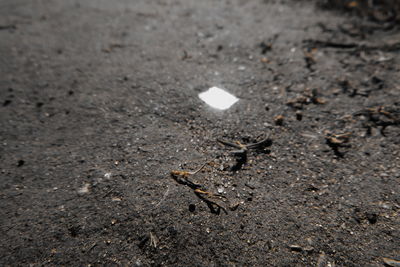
1,0,399,266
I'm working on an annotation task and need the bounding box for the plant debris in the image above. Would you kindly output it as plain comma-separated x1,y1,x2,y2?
382,257,400,267
286,88,326,109
0,24,17,30
170,136,272,214
353,105,400,135
303,39,400,52
325,131,352,157
217,136,272,171
274,115,284,126
194,188,227,215
304,47,317,71
170,164,227,214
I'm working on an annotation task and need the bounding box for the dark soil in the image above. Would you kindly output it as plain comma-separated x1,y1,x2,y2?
1,0,399,266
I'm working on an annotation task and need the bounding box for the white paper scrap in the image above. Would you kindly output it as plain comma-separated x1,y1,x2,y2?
198,86,239,110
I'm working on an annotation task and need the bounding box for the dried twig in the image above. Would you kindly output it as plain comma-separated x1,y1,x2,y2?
170,164,227,214
217,136,272,170
325,131,352,158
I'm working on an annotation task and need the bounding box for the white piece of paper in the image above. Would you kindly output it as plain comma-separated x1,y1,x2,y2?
198,86,239,110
